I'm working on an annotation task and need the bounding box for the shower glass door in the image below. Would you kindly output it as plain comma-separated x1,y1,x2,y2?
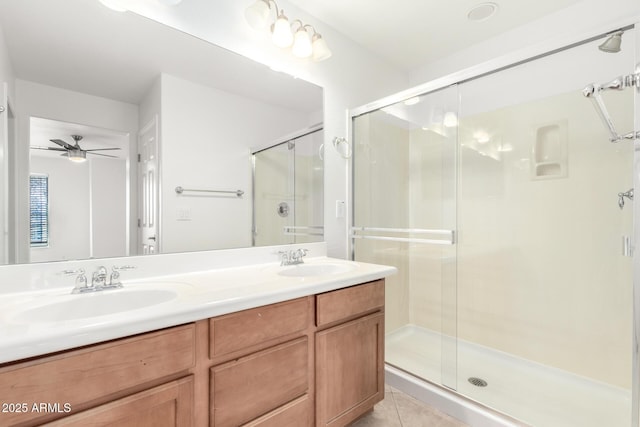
254,142,292,246
253,128,324,246
352,28,636,427
455,33,635,427
352,85,458,388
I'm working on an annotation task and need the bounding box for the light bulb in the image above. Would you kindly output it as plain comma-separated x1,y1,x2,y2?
244,0,270,31
292,28,312,58
271,11,293,48
311,33,331,61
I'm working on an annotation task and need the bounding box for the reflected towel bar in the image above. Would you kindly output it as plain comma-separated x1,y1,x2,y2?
175,186,244,197
284,225,324,237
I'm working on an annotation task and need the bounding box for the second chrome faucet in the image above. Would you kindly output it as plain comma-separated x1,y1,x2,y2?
278,248,308,266
68,265,136,294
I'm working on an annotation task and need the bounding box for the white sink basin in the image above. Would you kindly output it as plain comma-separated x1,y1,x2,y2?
11,288,178,323
278,263,355,277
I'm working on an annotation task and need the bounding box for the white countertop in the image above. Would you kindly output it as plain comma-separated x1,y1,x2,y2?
0,255,396,364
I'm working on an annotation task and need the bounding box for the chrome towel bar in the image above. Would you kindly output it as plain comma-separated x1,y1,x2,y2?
175,186,244,197
351,226,455,245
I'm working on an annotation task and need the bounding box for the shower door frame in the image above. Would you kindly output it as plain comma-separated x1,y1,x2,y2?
632,26,640,427
251,123,323,246
348,18,640,426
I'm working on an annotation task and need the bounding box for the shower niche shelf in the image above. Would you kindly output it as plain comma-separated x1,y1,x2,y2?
531,120,568,180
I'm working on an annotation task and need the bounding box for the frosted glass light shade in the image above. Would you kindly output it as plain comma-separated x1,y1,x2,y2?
67,150,87,163
311,34,331,61
98,0,128,12
244,0,270,31
272,12,293,47
292,28,312,58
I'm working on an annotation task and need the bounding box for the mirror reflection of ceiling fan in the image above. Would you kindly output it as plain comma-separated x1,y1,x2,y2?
30,135,121,163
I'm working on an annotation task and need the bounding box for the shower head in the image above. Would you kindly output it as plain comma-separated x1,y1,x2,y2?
598,31,623,53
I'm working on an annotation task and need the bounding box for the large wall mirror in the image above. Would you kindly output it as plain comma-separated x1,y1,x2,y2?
0,0,323,265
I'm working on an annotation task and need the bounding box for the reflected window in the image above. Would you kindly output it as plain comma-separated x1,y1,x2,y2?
30,174,49,247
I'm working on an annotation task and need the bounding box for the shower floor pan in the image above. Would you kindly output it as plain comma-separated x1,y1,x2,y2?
386,325,630,427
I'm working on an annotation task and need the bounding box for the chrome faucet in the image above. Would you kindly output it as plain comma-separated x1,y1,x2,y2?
92,266,108,288
278,248,308,266
65,265,136,294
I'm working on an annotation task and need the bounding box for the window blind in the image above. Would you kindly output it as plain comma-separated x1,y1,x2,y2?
30,174,49,247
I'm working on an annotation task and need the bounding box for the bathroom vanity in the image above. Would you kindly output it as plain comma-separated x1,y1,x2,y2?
0,246,394,427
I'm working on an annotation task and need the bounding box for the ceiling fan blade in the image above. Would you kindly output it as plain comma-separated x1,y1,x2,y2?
87,152,119,158
49,139,75,150
31,146,66,151
84,148,122,151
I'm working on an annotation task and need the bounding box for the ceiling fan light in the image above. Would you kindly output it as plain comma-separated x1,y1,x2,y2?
245,0,271,31
292,28,312,58
68,150,87,163
98,0,128,12
271,11,293,48
311,33,331,61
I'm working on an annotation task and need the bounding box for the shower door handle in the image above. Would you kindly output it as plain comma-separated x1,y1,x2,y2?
622,236,634,257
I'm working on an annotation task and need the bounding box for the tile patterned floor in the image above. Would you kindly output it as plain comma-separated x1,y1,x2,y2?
351,385,469,427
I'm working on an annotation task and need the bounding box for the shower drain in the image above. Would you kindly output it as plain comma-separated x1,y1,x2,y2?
468,377,488,387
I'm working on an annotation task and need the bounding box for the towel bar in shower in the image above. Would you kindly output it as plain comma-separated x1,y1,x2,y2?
351,226,455,245
175,186,244,197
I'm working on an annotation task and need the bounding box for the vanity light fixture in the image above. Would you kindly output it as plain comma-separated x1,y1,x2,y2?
244,0,332,61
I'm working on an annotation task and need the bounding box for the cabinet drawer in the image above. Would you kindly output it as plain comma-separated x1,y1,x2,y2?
210,297,311,359
44,376,194,427
0,324,195,426
211,337,309,427
243,395,312,427
316,280,384,328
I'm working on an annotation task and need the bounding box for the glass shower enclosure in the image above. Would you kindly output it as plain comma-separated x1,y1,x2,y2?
351,30,637,427
253,126,324,246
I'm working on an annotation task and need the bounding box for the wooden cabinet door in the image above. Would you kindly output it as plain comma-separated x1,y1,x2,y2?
316,312,384,427
44,376,193,427
211,337,310,427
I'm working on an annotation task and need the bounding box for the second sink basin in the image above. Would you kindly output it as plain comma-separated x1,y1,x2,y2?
278,263,355,277
11,288,178,323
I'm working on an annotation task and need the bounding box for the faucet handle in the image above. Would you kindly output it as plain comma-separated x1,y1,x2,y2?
61,269,89,294
109,265,136,287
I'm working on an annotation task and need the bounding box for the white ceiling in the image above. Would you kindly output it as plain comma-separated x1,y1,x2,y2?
287,0,584,70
